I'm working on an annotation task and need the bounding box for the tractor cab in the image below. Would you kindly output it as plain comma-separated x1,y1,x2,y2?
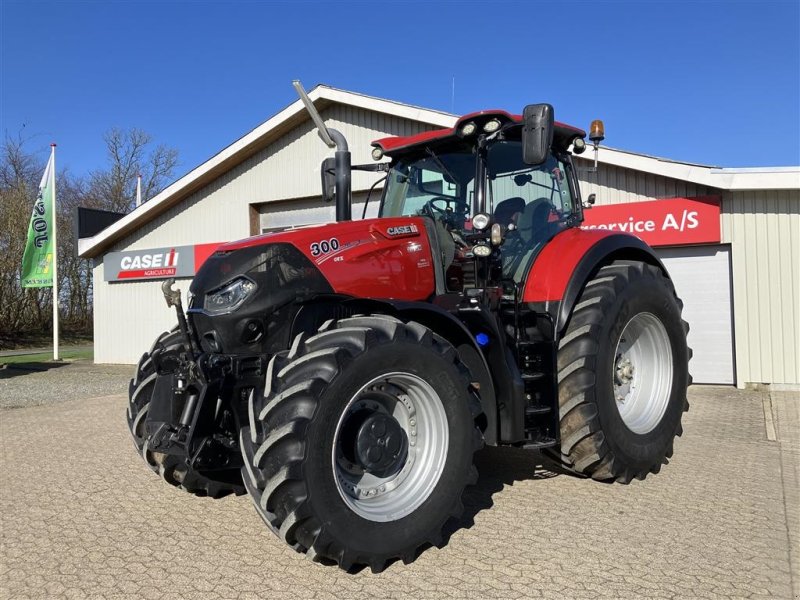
373,111,586,292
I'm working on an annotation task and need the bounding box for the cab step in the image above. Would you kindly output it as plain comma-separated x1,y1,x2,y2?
525,404,551,416
521,437,558,450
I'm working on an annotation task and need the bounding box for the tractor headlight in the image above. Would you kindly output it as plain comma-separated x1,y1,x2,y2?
472,212,490,231
204,277,256,315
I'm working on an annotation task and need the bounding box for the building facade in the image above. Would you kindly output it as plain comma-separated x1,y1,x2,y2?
79,86,800,389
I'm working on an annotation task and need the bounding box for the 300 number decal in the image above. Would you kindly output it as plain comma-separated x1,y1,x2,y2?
310,238,340,256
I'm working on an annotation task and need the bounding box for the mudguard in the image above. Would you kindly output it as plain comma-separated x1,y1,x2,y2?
522,229,667,338
291,297,501,445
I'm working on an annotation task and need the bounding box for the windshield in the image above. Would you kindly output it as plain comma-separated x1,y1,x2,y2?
380,140,576,284
380,141,574,231
380,150,475,229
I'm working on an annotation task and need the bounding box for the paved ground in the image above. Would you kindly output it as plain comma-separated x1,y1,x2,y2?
0,373,797,599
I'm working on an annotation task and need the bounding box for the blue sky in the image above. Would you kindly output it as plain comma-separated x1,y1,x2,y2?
1,0,798,178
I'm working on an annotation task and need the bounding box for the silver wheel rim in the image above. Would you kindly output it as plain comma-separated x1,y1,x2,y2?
613,312,673,434
332,372,449,522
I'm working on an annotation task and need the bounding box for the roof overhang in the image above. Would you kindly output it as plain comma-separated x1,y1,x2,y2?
575,146,800,191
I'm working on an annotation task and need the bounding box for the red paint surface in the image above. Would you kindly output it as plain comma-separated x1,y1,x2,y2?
522,228,621,302
581,196,721,247
220,217,436,301
373,111,585,154
194,242,222,269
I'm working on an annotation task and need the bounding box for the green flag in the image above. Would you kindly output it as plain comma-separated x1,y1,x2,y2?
21,151,56,288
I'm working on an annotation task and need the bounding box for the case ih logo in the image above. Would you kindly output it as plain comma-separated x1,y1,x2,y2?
386,224,419,237
581,196,721,247
104,243,220,282
117,248,180,279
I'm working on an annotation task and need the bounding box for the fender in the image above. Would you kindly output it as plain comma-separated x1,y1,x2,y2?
291,296,499,445
522,229,666,337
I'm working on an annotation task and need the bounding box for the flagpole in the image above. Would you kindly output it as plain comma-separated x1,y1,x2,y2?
50,143,59,361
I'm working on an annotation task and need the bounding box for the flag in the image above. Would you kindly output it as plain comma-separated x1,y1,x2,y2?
21,151,56,288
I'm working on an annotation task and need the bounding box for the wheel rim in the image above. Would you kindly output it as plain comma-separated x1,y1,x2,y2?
332,372,449,522
613,312,673,434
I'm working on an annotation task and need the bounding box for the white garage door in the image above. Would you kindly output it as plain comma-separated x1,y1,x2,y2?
656,245,735,385
259,192,379,232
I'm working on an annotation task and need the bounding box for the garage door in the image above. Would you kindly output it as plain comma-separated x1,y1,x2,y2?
259,192,379,232
656,245,735,385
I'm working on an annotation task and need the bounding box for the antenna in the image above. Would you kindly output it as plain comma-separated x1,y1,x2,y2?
451,76,455,113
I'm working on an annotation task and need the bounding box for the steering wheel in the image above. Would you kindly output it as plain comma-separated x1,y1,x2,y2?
421,196,468,229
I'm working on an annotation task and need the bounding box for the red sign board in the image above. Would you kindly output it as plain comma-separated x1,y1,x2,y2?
581,196,721,247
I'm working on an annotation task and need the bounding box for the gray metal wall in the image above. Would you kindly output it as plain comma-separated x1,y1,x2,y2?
722,189,800,387
575,158,713,203
93,107,435,364
94,122,799,387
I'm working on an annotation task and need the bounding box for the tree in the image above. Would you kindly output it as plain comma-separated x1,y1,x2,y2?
87,127,179,214
0,128,179,346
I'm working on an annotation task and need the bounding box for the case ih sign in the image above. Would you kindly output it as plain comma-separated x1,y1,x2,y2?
581,196,721,247
104,243,220,282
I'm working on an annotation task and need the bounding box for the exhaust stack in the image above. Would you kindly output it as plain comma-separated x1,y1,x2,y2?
293,81,352,221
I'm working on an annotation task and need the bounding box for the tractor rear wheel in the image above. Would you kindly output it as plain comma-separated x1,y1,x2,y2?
127,328,244,498
239,315,484,571
554,260,690,483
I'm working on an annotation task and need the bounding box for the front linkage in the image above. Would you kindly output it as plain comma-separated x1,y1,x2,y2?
130,280,257,495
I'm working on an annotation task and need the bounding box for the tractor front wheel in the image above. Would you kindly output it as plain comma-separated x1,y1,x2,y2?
554,260,690,483
240,315,484,571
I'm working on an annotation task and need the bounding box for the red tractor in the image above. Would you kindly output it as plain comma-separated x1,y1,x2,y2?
128,84,689,571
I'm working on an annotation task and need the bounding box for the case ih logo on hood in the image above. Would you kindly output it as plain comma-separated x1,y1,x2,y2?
118,249,179,279
385,224,419,238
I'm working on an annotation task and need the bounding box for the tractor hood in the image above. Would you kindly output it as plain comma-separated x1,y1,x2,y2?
187,217,437,354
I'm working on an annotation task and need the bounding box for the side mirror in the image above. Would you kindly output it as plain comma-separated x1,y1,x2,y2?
320,157,336,202
522,103,554,165
585,193,596,208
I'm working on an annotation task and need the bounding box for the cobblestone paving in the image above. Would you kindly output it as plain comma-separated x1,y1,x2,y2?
1,385,797,599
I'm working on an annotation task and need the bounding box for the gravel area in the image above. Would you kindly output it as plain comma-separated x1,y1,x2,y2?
0,361,132,409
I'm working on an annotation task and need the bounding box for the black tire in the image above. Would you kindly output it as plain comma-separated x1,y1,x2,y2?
553,260,690,483
239,315,484,572
127,328,245,498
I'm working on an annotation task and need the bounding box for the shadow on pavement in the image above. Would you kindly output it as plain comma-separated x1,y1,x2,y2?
379,446,576,571
446,446,570,539
0,362,70,379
